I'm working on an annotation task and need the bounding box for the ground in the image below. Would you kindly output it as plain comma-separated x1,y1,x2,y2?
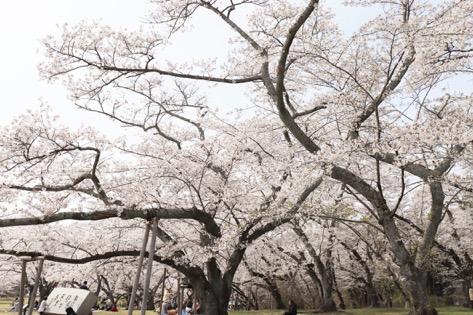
1,298,472,315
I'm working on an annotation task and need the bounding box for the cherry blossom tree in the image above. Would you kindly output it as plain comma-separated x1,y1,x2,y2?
242,248,288,310
0,103,322,315
286,220,338,311
1,1,473,315
237,0,472,313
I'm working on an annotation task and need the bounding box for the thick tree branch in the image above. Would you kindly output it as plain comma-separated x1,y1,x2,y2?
272,0,321,154
0,207,221,238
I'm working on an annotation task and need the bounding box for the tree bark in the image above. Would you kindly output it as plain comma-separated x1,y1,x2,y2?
402,267,437,315
245,263,286,309
292,223,337,312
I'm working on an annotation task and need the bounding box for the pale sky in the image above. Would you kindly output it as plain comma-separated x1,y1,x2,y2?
0,1,376,131
0,0,149,130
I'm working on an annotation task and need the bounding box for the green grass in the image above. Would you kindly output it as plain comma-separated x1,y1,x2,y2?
1,299,472,315
227,307,473,315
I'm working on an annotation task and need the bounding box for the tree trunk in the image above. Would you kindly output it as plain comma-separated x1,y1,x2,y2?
330,253,345,310
267,284,285,309
125,286,132,310
365,277,381,307
318,279,337,312
291,223,337,312
334,288,345,310
146,295,155,311
339,242,379,308
39,278,57,300
191,279,230,315
319,235,338,313
461,278,472,307
244,260,286,309
184,255,241,315
94,275,102,299
305,267,322,307
395,255,436,315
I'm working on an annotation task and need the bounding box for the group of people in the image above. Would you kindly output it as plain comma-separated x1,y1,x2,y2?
11,280,89,315
95,296,117,312
7,297,46,315
6,283,295,315
81,280,117,312
160,288,200,315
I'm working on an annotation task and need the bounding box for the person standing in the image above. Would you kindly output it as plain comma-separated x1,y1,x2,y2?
161,288,173,315
80,281,89,290
38,297,48,315
163,288,173,303
469,285,473,308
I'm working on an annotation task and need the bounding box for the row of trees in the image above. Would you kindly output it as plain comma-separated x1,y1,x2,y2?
1,1,473,315
1,210,471,312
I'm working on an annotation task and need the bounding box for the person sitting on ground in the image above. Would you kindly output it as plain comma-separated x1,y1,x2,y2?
38,297,48,315
283,300,297,315
160,301,168,315
166,300,177,315
105,300,112,311
184,298,193,315
8,297,19,312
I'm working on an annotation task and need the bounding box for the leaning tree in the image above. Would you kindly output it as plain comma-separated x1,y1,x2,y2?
1,1,473,315
0,104,322,315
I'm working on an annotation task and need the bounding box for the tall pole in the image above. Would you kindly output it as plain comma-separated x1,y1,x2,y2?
177,278,182,315
127,223,151,315
28,257,45,315
141,218,158,315
180,280,185,315
18,259,27,315
159,268,167,314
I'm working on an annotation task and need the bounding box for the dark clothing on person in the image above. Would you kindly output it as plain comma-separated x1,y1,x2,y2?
284,304,297,315
79,281,89,290
166,302,177,315
166,302,177,311
65,307,77,315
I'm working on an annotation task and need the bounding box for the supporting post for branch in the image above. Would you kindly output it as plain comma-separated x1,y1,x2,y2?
18,259,27,315
141,218,158,315
28,257,45,315
177,278,181,315
178,279,184,315
159,268,167,314
127,222,151,315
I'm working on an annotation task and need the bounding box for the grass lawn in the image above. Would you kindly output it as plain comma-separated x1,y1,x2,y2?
2,299,472,315
227,307,473,315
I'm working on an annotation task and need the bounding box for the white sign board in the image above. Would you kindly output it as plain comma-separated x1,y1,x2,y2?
46,288,97,315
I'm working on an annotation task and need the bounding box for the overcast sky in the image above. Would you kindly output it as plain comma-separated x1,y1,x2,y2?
0,1,377,130
0,0,150,129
